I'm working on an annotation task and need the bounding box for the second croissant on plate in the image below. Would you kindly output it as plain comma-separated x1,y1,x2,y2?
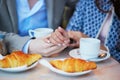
50,58,97,73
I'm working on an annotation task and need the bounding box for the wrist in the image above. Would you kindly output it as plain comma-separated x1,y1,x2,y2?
28,37,36,53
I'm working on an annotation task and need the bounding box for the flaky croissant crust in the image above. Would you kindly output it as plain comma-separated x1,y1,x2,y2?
0,51,42,68
50,58,97,72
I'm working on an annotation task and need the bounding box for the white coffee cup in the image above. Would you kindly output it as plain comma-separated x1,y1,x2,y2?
29,28,53,38
79,38,100,59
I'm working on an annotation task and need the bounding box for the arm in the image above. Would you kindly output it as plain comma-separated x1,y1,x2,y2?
0,31,65,57
0,31,30,54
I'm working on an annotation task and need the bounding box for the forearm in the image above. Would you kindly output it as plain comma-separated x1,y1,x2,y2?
0,31,30,54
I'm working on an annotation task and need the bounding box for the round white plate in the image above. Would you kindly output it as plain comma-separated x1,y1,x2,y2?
0,62,38,72
69,48,110,62
39,59,92,76
0,54,38,72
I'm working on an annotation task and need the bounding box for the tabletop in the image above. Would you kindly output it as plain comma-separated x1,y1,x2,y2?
0,48,120,80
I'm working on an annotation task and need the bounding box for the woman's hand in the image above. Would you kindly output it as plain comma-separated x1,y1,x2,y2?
28,37,67,57
44,26,88,49
68,31,88,48
45,27,70,46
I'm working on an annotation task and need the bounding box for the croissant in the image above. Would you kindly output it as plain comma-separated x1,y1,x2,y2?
50,58,97,72
0,51,42,68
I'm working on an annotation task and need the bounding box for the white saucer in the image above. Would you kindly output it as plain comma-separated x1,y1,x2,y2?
69,48,110,62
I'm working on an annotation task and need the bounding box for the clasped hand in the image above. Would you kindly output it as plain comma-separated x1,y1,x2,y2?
45,27,88,48
28,27,87,57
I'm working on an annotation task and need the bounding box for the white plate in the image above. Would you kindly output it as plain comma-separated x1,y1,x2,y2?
69,48,110,62
0,62,38,72
39,59,92,76
0,54,38,72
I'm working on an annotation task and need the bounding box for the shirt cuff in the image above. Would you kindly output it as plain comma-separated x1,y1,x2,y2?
22,40,31,54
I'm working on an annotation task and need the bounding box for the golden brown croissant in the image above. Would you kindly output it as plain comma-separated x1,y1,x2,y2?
50,58,97,72
0,51,42,68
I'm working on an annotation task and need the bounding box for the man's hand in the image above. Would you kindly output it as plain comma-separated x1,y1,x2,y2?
28,37,67,57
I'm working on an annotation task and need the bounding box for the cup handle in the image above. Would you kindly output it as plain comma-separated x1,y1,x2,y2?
29,30,34,38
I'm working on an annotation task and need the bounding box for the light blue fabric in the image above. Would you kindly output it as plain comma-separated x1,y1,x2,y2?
0,34,5,39
22,39,31,54
67,0,120,62
16,0,48,36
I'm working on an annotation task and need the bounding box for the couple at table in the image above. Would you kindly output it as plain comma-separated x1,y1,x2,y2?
32,0,120,63
0,0,120,63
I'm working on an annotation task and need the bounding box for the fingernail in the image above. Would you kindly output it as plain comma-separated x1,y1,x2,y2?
47,40,50,43
57,44,62,46
64,39,70,43
62,43,67,46
58,26,61,29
